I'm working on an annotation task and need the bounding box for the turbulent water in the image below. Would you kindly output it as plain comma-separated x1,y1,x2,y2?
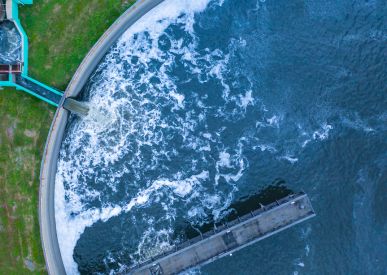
0,21,21,64
55,0,387,274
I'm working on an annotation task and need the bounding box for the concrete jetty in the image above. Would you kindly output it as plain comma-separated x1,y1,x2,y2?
130,193,315,275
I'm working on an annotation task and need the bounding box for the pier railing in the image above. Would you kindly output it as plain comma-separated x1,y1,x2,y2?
129,192,314,272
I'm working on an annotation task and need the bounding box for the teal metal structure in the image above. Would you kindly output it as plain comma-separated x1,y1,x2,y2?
0,0,63,106
12,0,31,74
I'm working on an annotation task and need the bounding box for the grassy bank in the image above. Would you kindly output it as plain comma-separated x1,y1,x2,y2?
0,0,134,273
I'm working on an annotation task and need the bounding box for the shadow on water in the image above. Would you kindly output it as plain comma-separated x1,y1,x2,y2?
177,179,293,240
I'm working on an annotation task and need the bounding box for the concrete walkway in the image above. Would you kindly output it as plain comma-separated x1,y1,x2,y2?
131,193,315,275
39,0,164,274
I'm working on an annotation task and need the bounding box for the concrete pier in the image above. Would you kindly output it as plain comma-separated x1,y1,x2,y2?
130,193,315,275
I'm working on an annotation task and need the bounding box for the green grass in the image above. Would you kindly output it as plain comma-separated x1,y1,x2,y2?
0,90,53,274
20,0,135,90
0,0,135,273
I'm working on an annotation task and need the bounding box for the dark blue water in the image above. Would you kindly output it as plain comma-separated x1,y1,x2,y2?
55,0,387,274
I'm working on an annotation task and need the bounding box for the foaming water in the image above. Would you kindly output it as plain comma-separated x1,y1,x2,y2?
55,0,387,274
0,21,21,64
56,1,219,273
83,104,117,134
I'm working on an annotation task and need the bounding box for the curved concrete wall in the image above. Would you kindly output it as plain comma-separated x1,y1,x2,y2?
39,1,164,274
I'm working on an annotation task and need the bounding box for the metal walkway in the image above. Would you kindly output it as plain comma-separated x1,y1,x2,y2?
0,0,63,106
0,0,90,116
129,193,316,275
15,74,63,105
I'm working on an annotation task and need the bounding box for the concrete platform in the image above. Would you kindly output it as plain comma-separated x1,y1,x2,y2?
130,193,315,275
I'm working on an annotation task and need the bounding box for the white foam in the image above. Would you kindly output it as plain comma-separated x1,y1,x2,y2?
215,145,246,187
55,0,215,273
312,123,333,140
266,115,281,127
305,244,310,256
119,0,212,43
134,226,174,261
127,171,209,208
55,171,124,274
169,91,185,109
340,114,375,133
253,144,276,153
218,151,232,167
56,168,209,273
238,90,254,110
54,0,333,272
203,133,212,139
280,155,298,164
0,23,22,63
301,139,311,148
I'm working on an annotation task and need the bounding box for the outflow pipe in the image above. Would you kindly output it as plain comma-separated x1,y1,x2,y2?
39,0,164,274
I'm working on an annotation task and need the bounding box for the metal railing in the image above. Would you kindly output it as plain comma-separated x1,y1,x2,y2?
128,192,308,271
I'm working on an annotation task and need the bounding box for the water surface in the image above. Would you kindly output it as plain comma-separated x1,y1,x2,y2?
55,0,387,274
0,21,21,64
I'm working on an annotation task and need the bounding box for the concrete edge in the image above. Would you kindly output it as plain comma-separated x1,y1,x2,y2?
66,0,164,98
39,109,68,275
39,0,164,274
